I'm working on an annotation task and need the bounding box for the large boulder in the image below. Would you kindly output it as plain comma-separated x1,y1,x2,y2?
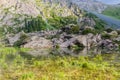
23,36,53,49
53,33,102,49
6,31,29,46
75,33,101,48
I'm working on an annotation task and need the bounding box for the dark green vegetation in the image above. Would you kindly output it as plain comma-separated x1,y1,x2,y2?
22,15,77,33
11,13,106,34
102,6,120,20
0,47,120,80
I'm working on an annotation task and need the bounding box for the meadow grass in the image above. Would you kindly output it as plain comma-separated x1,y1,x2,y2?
0,47,120,80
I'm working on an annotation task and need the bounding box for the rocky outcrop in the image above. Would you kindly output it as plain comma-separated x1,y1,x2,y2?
6,31,53,49
23,36,53,49
0,0,76,27
98,39,118,50
51,31,102,49
6,26,120,51
6,31,27,46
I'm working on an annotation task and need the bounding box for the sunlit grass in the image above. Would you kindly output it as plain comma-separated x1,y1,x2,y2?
0,47,120,80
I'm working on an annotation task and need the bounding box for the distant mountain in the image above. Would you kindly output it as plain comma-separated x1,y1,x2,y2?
43,0,108,13
71,0,107,13
117,3,120,5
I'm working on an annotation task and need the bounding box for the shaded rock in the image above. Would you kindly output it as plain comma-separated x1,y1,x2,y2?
60,38,77,48
99,39,118,50
75,33,101,48
6,31,28,46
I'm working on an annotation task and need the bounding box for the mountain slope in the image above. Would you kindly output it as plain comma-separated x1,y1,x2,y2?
102,6,120,20
0,0,108,34
0,0,79,28
0,0,40,27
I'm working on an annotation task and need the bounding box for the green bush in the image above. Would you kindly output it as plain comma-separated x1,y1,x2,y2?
81,28,96,35
48,15,77,29
70,25,80,34
101,33,111,39
105,28,113,33
23,16,48,32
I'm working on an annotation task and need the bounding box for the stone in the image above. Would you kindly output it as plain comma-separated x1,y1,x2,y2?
6,31,28,46
23,37,52,49
98,39,118,50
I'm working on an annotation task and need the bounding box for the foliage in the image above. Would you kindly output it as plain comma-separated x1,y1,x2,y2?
0,27,5,37
105,28,113,33
48,15,77,29
16,14,77,33
68,24,80,34
101,33,111,39
0,47,120,80
22,16,50,32
81,28,96,35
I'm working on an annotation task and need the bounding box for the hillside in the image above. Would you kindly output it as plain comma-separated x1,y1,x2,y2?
0,0,78,28
102,6,120,20
1,0,120,80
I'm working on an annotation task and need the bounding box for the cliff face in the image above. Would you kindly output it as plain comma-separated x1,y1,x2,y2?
0,0,40,27
0,0,79,27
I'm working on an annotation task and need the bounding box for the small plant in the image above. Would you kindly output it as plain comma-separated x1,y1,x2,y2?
20,72,35,80
82,28,96,35
105,28,113,33
101,33,111,39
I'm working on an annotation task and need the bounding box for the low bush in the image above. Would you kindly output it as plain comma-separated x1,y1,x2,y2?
81,28,96,35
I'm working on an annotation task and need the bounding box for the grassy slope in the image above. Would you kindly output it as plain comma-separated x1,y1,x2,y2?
102,6,120,20
0,47,120,80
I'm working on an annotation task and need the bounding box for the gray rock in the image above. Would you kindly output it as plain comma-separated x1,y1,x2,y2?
99,39,118,50
23,36,53,49
6,31,27,46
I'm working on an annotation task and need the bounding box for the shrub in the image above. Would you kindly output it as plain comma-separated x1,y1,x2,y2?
101,33,111,39
81,28,96,35
109,31,118,38
105,28,113,33
48,15,77,29
70,25,80,34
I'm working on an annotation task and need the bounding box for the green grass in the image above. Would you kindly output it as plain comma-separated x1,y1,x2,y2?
0,47,120,80
102,6,120,20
